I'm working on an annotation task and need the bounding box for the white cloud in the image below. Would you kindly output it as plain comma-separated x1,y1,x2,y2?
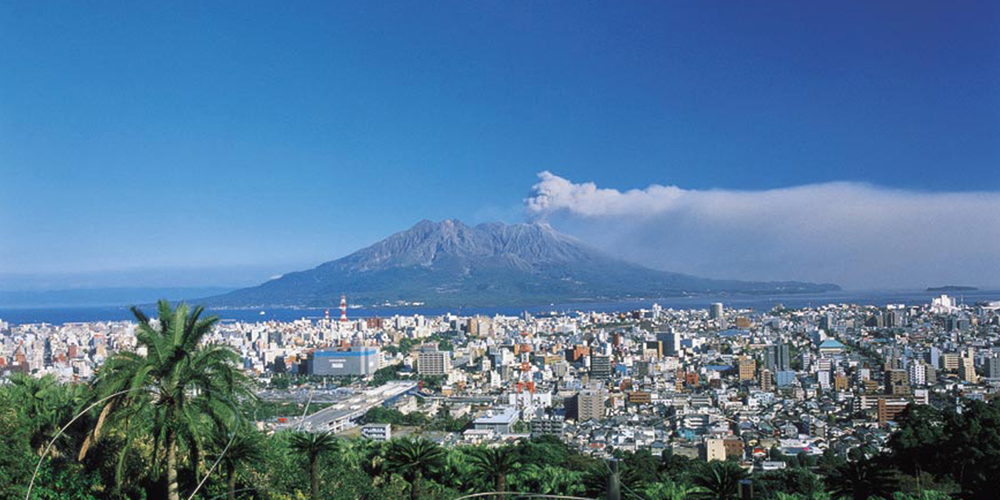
525,171,1000,289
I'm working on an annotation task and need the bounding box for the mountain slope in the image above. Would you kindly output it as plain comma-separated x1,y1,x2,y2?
202,219,839,307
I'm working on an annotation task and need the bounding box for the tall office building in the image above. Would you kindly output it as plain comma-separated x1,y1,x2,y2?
928,347,941,369
760,369,773,391
765,344,791,372
738,356,756,381
656,331,681,356
961,356,977,383
569,389,607,422
590,354,612,380
989,355,1000,379
710,303,724,320
418,345,452,376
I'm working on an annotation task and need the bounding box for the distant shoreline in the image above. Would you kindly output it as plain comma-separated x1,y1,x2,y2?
925,286,979,292
2,289,999,326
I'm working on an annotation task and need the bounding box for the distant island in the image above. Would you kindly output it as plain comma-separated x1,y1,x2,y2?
926,285,979,292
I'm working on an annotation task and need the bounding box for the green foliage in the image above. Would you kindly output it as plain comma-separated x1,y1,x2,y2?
825,457,896,500
755,468,824,499
386,438,446,500
369,364,406,386
884,400,1000,500
88,301,253,500
689,460,750,500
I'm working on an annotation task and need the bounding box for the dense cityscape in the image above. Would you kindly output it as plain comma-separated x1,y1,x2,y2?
4,2,998,500
2,293,999,499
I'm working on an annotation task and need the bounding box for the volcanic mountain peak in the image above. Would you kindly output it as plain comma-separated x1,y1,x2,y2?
202,219,839,307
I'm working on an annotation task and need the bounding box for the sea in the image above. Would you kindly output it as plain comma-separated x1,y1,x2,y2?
1,289,997,326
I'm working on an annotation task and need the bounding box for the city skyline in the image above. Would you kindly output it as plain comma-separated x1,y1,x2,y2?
2,2,999,291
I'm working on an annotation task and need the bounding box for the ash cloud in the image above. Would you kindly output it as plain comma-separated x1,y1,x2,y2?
525,171,1000,289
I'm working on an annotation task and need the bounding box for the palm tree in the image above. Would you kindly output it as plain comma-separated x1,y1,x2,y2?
89,300,250,500
690,461,748,500
513,464,585,497
825,458,895,500
210,426,264,500
386,438,446,500
644,480,700,500
6,373,83,456
289,430,339,500
467,445,519,498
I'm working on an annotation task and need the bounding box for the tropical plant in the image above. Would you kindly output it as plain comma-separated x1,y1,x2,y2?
386,438,446,500
644,479,700,500
825,458,895,500
288,430,339,500
210,425,264,500
690,460,749,500
467,445,519,497
6,372,87,456
87,300,251,500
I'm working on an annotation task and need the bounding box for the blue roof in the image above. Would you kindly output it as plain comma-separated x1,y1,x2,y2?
706,364,734,372
819,339,845,348
720,329,750,337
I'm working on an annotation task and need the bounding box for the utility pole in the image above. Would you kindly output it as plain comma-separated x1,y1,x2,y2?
606,459,621,500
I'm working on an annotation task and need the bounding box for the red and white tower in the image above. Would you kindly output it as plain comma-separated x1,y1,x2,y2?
339,295,348,323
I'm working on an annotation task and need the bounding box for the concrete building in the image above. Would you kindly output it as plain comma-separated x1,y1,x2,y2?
989,355,1000,380
657,331,681,356
710,303,724,320
361,423,392,441
570,388,607,422
738,356,756,381
473,407,519,434
530,415,565,438
704,437,726,461
590,354,612,380
307,346,380,376
418,346,452,376
962,356,978,383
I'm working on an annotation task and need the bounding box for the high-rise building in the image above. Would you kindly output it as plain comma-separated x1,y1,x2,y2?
418,346,452,376
928,347,941,369
765,344,791,372
738,356,756,381
710,303,724,320
569,389,607,422
657,331,681,356
885,369,910,394
908,362,926,386
760,369,773,391
590,354,612,380
989,355,1000,379
942,353,960,371
961,356,977,383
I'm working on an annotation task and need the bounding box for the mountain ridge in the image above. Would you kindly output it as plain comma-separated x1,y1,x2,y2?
201,219,840,307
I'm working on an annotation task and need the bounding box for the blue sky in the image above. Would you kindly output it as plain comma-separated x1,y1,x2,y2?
1,2,998,289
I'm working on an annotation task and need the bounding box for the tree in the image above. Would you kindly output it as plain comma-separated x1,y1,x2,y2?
886,404,945,484
940,399,1000,500
6,373,87,457
690,461,748,500
825,458,895,500
210,426,264,500
755,468,823,499
386,438,446,500
467,445,519,497
88,301,250,500
289,431,339,500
